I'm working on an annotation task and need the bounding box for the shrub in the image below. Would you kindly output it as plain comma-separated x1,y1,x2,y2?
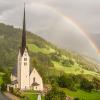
80,78,93,92
92,78,100,90
74,97,80,100
45,86,66,100
1,83,6,91
57,74,75,90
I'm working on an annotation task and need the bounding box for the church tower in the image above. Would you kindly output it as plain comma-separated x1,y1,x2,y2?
17,4,30,90
9,4,43,91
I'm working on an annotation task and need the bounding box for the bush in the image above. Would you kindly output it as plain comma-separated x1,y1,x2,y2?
74,97,80,100
50,52,61,62
61,59,74,67
80,78,93,92
1,83,6,91
45,86,66,100
92,78,100,90
57,74,75,90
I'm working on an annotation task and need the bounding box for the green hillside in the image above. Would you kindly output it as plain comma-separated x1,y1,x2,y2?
0,22,100,81
0,23,100,100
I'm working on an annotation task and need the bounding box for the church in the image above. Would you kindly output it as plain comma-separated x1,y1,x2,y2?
8,6,43,91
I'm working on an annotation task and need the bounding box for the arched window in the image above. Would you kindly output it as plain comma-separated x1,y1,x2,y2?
24,58,27,61
33,77,35,82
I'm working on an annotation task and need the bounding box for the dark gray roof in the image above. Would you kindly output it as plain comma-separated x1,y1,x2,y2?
11,80,18,85
12,66,17,77
12,66,31,76
31,82,39,86
21,4,26,56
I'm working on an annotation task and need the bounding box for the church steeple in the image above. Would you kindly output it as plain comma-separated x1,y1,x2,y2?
21,3,26,55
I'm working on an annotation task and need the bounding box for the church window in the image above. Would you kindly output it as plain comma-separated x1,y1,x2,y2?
33,77,35,82
24,58,27,61
24,62,27,66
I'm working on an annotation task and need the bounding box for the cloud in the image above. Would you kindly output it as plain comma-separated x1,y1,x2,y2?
0,0,100,60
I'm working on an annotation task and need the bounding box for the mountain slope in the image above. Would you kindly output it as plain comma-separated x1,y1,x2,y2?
0,23,100,81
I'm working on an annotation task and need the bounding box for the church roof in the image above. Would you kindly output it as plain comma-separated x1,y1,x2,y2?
20,4,27,56
11,80,18,85
31,82,40,86
12,66,17,77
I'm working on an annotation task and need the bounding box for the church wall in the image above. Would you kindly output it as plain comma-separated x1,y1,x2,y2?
30,68,43,91
17,50,21,88
20,49,30,90
11,74,17,82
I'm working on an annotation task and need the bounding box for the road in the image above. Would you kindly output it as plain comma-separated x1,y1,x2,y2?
0,92,9,100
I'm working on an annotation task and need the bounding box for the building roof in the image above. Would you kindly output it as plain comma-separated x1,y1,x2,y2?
20,4,27,56
11,80,18,85
31,82,40,86
12,65,33,77
12,66,17,77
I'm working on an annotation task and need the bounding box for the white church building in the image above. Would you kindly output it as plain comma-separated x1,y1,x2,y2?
8,6,43,91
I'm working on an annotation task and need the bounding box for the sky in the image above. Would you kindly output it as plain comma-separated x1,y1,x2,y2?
0,0,100,61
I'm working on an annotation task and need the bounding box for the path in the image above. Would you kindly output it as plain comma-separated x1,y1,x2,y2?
4,92,20,100
0,92,9,100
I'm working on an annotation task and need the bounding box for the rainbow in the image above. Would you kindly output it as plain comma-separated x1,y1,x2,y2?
30,2,99,54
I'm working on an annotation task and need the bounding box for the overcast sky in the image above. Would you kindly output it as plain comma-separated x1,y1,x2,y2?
0,0,100,61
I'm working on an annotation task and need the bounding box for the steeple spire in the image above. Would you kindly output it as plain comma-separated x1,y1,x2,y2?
21,3,26,55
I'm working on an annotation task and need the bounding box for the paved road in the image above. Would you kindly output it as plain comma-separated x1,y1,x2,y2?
0,92,9,100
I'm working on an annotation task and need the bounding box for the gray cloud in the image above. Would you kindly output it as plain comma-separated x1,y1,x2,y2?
0,0,100,60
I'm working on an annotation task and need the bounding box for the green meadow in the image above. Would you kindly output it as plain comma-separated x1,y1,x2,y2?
28,44,55,54
62,88,100,100
21,92,44,100
53,61,100,79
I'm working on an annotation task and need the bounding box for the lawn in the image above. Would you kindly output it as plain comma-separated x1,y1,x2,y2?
21,91,44,100
62,88,100,100
20,89,100,100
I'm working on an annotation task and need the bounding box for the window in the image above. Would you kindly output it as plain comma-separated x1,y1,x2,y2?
33,77,35,82
24,62,27,66
24,58,27,61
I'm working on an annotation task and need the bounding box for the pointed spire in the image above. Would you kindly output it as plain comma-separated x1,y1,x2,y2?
21,3,26,55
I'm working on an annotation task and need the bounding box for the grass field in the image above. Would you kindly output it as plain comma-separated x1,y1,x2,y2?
53,61,100,79
62,88,100,100
21,92,44,100
28,43,100,80
20,89,100,100
28,44,55,54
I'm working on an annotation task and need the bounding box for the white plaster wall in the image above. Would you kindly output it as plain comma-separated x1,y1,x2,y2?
20,48,30,90
11,74,17,82
17,50,21,88
30,68,43,91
